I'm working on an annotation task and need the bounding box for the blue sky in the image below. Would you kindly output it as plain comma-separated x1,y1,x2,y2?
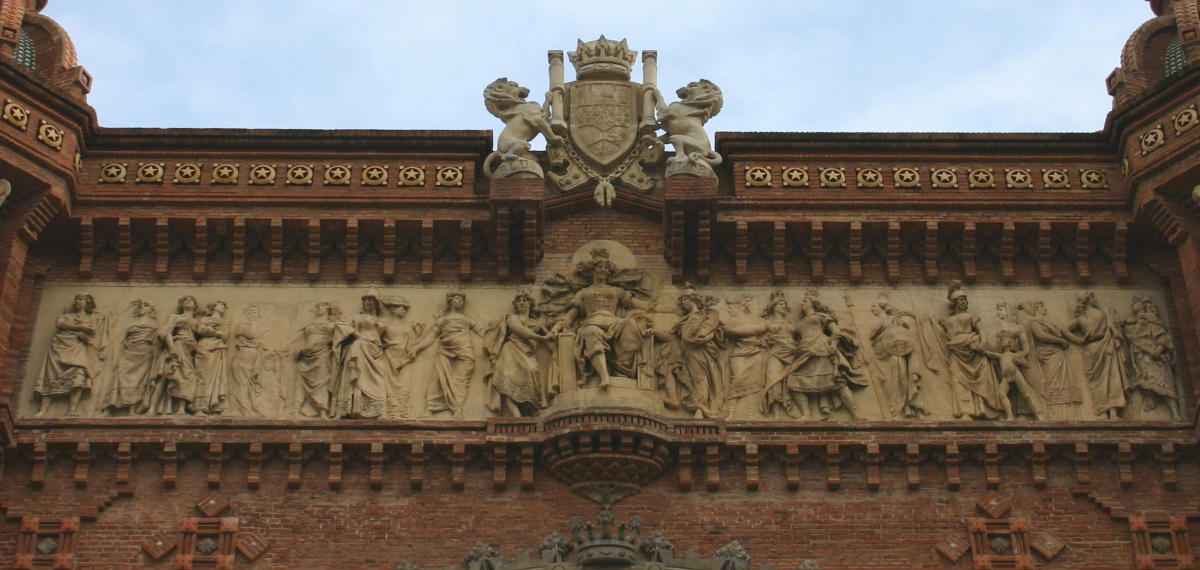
44,1,1152,134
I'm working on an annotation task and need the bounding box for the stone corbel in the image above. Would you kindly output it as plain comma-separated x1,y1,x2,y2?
116,217,131,279
306,218,320,281
848,222,864,283
1076,222,1092,283
115,442,133,496
885,221,901,283
904,444,921,490
161,442,178,489
420,219,435,281
944,443,962,491
246,443,264,490
286,442,304,490
326,443,344,490
369,442,386,490
825,443,842,491
206,443,224,489
810,221,825,283
1037,222,1053,284
155,218,170,278
1000,221,1016,282
29,442,46,489
409,442,427,490
782,444,805,491
269,218,283,280
72,442,89,489
924,221,939,283
231,217,246,280
345,218,359,282
962,221,977,283
771,221,787,283
192,218,208,280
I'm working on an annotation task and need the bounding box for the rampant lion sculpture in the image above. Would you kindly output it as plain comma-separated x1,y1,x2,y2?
483,78,564,178
653,80,724,177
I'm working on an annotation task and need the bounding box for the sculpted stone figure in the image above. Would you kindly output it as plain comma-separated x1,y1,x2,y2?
227,305,269,417
866,294,935,419
1068,291,1128,419
670,285,726,417
380,297,421,419
1016,300,1084,420
940,282,1004,420
652,80,723,177
545,248,656,390
35,293,106,417
1123,295,1182,420
144,295,200,415
764,290,866,420
484,288,553,417
103,299,157,416
983,325,1045,421
986,303,1047,420
192,301,230,415
722,296,767,419
333,291,390,419
296,301,343,418
413,291,485,418
483,78,564,178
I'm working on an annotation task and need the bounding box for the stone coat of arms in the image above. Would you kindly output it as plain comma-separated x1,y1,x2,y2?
483,36,724,207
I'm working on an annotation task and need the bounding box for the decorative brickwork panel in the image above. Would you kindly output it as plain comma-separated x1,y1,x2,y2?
15,516,79,570
176,517,238,570
1129,516,1197,569
967,517,1034,570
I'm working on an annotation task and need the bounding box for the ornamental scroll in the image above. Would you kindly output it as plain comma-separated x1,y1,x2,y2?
24,243,1185,424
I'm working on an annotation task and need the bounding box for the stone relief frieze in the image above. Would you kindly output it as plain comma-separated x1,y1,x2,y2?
25,242,1185,423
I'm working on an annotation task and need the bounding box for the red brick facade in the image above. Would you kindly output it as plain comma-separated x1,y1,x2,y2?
0,3,1197,569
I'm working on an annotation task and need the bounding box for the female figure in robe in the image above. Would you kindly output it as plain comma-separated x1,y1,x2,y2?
1017,300,1084,420
485,288,552,417
144,295,199,415
1068,291,1127,419
722,295,767,419
35,294,106,416
192,301,230,415
333,292,390,419
765,291,866,420
415,291,485,418
227,305,268,417
296,302,342,418
104,300,157,415
671,286,725,417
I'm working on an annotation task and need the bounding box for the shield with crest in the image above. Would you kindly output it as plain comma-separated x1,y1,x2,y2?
567,81,639,168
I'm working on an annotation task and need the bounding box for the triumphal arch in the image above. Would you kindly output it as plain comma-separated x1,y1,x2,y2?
0,1,1198,568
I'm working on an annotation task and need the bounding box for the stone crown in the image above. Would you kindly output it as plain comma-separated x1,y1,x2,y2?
569,36,637,80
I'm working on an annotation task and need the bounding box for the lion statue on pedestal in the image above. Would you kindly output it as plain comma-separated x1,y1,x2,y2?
653,80,724,178
483,78,564,178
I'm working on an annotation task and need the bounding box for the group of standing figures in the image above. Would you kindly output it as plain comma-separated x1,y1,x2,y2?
35,294,273,417
32,265,1185,423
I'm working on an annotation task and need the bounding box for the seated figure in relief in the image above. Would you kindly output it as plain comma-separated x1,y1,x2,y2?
544,248,657,391
35,293,107,417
